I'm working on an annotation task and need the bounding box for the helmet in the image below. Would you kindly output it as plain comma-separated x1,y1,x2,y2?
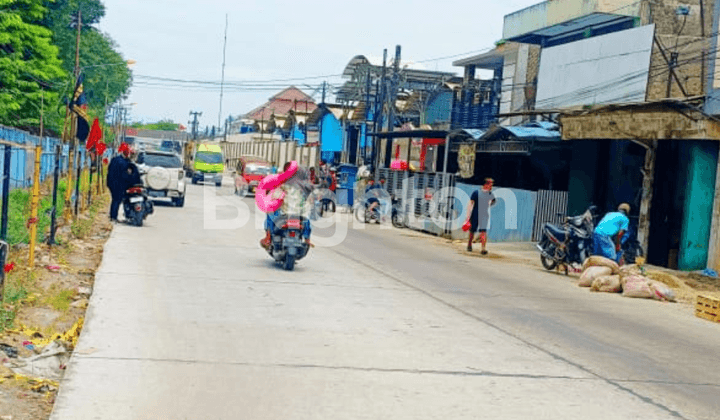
118,143,131,157
618,203,631,214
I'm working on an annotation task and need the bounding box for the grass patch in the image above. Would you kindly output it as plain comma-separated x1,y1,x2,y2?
1,179,68,245
0,307,15,330
45,288,74,312
4,284,28,304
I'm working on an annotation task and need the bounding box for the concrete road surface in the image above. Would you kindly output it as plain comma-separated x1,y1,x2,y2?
51,181,720,420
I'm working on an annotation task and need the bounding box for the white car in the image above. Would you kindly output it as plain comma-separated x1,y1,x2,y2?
137,150,186,207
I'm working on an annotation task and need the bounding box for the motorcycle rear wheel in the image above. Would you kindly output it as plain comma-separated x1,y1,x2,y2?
133,211,143,227
283,255,295,271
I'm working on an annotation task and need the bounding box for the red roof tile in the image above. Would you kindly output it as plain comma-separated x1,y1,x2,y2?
246,86,317,120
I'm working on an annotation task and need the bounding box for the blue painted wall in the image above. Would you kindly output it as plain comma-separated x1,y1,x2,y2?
679,141,718,270
320,113,343,152
424,91,452,126
453,183,537,242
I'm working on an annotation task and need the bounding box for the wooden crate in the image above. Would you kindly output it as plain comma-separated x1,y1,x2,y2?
695,295,720,323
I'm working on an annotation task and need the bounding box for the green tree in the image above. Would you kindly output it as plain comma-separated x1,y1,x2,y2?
0,0,67,130
131,119,181,131
44,0,131,127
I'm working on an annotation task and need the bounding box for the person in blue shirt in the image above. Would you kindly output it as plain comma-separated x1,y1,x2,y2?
593,203,631,263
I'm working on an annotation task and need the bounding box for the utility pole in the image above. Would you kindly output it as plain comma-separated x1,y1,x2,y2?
319,81,326,166
65,9,82,223
383,45,401,170
362,70,371,166
218,14,229,130
387,45,401,133
189,111,202,140
372,49,388,174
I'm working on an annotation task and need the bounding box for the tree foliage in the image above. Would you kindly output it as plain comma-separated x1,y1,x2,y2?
0,0,67,129
130,119,181,131
45,0,132,125
0,0,132,134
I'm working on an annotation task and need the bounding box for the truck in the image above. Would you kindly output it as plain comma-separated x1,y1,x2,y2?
185,142,225,187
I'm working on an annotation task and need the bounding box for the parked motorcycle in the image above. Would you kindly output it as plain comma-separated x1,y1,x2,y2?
391,195,407,228
123,185,154,227
265,214,310,271
537,206,598,274
620,225,644,265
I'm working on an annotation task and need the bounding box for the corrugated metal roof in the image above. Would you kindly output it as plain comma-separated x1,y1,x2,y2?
503,126,560,139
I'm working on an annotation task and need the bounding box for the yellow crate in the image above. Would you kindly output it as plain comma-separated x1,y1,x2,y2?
695,295,720,323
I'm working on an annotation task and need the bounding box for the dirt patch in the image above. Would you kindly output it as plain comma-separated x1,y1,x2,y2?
1,193,111,420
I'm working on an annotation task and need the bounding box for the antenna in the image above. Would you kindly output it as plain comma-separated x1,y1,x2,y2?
218,13,229,132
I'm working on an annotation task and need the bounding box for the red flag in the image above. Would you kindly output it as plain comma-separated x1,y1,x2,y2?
96,142,107,157
86,118,102,151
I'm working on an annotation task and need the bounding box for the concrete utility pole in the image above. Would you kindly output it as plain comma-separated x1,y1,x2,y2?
372,49,388,176
189,111,202,140
218,14,229,130
384,45,401,169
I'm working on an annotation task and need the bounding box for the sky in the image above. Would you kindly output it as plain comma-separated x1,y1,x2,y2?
97,0,542,131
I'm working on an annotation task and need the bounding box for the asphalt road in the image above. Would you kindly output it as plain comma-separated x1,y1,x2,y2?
51,181,720,420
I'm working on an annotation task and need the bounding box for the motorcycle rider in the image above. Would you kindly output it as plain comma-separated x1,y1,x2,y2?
592,203,631,263
107,143,141,222
365,175,387,222
260,162,313,249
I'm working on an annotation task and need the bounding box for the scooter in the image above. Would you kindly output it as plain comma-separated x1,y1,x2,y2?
537,206,598,274
123,185,154,227
265,214,310,271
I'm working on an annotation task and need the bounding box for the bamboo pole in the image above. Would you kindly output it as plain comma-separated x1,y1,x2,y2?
28,145,42,269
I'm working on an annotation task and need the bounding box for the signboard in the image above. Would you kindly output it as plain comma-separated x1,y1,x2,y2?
536,24,654,109
457,144,476,178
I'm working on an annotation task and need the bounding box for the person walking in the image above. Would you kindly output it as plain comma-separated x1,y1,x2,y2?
465,178,496,254
593,203,631,263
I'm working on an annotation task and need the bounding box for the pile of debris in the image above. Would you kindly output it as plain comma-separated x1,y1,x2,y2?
578,256,677,301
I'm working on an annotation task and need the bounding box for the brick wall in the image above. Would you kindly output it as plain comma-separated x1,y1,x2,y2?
644,0,714,99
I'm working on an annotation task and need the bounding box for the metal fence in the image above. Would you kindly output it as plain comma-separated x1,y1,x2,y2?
0,125,86,189
378,169,456,236
532,190,569,241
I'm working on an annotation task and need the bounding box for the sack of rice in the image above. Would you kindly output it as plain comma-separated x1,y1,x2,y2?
648,280,677,302
619,264,643,280
622,275,655,299
582,256,620,274
579,266,613,287
591,275,622,293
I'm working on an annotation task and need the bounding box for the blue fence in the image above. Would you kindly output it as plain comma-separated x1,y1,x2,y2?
0,125,93,190
453,183,538,242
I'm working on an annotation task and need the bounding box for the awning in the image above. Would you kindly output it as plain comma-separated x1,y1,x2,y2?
367,130,448,139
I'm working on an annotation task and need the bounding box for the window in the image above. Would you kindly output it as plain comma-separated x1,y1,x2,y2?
196,151,223,164
140,154,182,168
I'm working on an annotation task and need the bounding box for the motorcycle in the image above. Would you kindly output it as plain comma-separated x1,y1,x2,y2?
391,195,407,228
265,214,310,271
620,224,644,265
537,206,598,275
123,185,154,227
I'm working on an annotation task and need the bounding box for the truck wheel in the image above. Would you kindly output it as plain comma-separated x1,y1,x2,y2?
216,180,222,187
191,177,197,185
